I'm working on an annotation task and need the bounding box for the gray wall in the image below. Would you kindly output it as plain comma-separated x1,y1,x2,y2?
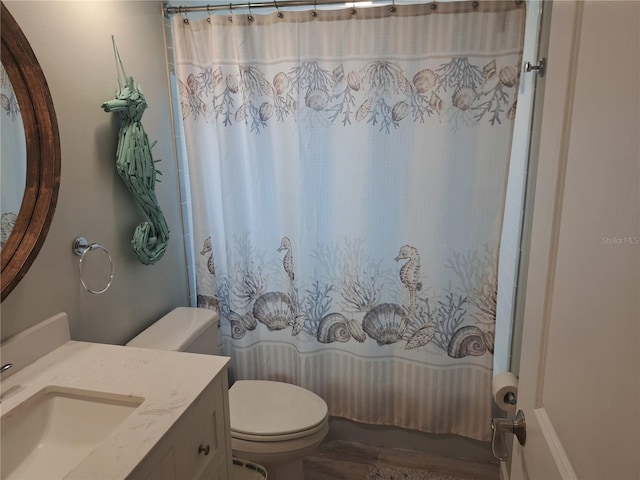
1,1,189,344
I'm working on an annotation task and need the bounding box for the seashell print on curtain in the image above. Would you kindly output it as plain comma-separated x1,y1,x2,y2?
179,57,520,133
197,235,498,356
173,1,526,441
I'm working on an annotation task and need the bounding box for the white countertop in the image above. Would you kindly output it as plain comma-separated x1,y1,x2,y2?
0,338,229,479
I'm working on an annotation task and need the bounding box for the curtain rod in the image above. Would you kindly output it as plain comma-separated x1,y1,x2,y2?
164,1,523,17
164,0,435,17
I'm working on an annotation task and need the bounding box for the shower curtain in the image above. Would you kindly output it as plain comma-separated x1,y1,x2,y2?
172,0,525,441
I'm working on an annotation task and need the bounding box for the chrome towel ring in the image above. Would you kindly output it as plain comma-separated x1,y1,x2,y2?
72,237,114,295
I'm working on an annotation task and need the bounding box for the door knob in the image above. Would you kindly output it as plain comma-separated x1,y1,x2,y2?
491,409,526,461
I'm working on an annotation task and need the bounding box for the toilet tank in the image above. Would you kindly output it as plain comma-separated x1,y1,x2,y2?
126,307,220,355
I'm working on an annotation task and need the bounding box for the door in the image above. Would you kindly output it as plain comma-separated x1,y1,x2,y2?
509,1,639,479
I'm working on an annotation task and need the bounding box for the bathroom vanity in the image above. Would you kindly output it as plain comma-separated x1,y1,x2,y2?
0,313,233,479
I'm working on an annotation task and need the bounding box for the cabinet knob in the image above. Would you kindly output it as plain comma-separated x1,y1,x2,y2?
198,444,210,456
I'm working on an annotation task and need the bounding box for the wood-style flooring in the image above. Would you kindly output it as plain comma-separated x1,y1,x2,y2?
302,440,500,480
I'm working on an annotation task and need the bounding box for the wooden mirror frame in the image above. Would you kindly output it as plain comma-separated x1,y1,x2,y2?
1,2,60,301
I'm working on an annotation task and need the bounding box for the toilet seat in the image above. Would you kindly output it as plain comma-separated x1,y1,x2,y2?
230,415,328,442
229,380,328,443
230,420,329,457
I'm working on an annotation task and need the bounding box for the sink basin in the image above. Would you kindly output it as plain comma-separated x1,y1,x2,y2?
1,386,143,479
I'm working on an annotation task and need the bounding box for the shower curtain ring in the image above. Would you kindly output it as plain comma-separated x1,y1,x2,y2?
181,6,189,24
248,1,255,21
206,4,212,22
350,1,356,15
228,3,233,22
390,0,396,13
311,0,317,17
275,0,283,18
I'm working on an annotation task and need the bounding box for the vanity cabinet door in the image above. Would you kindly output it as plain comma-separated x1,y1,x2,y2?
130,440,179,480
128,369,232,480
177,374,230,480
141,447,179,479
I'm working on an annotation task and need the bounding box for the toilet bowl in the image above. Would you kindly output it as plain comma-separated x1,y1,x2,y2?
126,307,329,480
229,380,329,479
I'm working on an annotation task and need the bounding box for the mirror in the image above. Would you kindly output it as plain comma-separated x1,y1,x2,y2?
0,2,61,301
1,62,27,249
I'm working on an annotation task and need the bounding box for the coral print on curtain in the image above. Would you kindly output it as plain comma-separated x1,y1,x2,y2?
181,57,519,133
172,0,525,441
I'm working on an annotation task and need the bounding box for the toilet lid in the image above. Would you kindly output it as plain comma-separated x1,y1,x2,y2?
229,381,328,437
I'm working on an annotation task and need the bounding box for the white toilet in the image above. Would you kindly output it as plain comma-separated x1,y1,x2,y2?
126,307,329,480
